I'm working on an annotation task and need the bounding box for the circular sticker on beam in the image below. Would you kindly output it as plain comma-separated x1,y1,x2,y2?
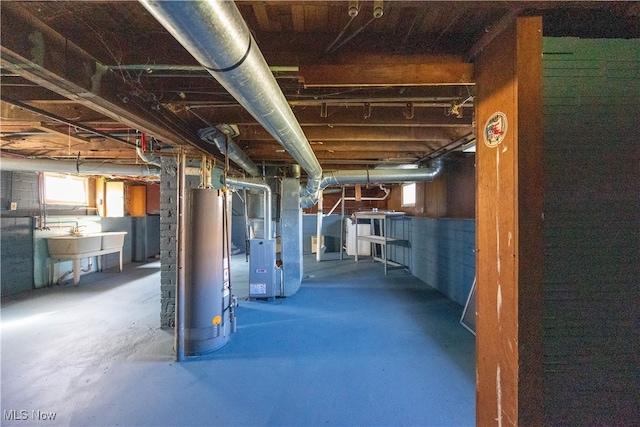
483,112,508,148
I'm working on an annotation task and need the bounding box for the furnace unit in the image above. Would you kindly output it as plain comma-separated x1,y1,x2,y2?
249,239,276,300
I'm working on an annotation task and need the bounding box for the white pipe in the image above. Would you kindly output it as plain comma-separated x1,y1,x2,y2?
136,146,161,167
340,186,345,261
176,152,187,362
1,156,160,176
316,191,323,262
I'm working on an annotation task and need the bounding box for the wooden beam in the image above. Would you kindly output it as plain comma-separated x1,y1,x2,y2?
475,16,543,426
0,3,222,161
30,122,93,145
466,7,524,61
244,149,422,161
1,100,114,124
179,104,473,127
237,125,472,142
242,140,443,152
299,62,474,87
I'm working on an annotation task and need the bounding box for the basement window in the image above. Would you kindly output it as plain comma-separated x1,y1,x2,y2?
401,183,416,207
44,174,88,205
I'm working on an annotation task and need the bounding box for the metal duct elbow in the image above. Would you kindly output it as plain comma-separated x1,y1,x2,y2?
136,145,161,167
225,177,273,240
300,159,444,208
140,0,323,198
198,126,260,177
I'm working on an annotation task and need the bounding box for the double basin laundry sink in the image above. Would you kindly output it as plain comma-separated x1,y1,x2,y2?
47,232,127,257
47,232,127,285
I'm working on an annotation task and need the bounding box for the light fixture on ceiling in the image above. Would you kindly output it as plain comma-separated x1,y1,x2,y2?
348,0,359,17
373,0,384,18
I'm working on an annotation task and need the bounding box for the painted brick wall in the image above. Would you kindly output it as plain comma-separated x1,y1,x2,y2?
1,216,34,297
302,214,343,253
159,159,201,328
410,217,476,306
159,157,178,328
0,171,39,214
542,38,640,424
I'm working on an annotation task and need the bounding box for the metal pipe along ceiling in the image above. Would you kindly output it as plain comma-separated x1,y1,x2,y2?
198,126,260,177
139,0,323,199
299,159,444,208
0,156,160,176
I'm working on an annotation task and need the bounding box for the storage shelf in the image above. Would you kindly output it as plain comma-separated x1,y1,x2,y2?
354,211,411,275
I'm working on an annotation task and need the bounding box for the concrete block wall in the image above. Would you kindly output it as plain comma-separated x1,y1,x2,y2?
410,217,475,306
0,216,34,297
0,171,39,213
302,214,343,253
159,158,178,328
159,159,201,328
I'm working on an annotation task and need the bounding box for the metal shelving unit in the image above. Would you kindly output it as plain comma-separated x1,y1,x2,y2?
354,211,410,275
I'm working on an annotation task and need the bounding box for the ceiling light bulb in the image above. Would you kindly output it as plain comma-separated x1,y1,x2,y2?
348,0,359,17
373,0,384,18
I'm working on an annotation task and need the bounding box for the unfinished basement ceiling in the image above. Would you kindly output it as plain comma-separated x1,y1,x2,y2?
1,1,638,176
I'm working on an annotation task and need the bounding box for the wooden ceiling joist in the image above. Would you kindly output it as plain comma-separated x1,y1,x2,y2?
299,62,474,87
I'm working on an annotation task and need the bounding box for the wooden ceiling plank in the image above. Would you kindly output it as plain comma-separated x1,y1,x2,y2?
243,140,442,152
237,124,472,142
291,4,305,32
30,122,93,145
252,4,272,32
177,104,472,127
0,2,222,161
299,62,474,87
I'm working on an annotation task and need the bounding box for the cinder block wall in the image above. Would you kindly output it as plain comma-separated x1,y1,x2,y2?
302,214,342,253
1,171,38,296
159,158,178,328
1,217,34,297
410,218,476,306
159,159,206,328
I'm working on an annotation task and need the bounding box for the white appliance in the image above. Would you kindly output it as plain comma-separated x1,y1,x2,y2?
345,219,372,256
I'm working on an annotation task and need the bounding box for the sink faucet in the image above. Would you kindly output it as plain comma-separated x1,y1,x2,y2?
72,225,86,235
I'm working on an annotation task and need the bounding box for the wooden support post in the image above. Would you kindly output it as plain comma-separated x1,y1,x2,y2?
475,17,543,426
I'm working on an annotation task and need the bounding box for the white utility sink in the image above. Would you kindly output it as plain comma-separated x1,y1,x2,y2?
47,232,127,285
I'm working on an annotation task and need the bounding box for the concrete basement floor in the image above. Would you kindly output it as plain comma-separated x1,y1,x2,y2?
1,253,475,426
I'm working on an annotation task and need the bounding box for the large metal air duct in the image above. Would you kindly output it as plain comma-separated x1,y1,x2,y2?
139,0,323,201
225,177,273,240
0,156,160,176
198,126,260,177
300,158,444,208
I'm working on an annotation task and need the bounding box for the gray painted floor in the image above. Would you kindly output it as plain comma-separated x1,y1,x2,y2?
1,253,475,426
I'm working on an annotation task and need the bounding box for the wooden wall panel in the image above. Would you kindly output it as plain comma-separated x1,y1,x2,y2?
386,156,475,219
126,185,146,217
475,17,543,426
146,183,160,215
542,38,640,425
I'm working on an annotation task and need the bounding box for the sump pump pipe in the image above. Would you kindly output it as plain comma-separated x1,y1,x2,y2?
225,177,272,241
140,0,323,202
